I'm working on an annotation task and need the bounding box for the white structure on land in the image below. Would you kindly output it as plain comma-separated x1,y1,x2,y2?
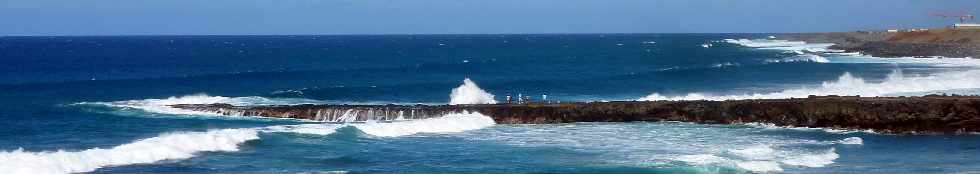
953,23,980,29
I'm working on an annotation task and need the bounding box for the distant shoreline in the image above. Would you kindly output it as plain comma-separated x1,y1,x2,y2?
776,28,980,58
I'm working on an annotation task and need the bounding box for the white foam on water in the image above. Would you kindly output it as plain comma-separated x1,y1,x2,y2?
825,54,980,67
675,154,729,165
728,145,777,160
736,161,784,173
782,148,840,167
675,145,842,173
834,137,864,145
79,94,329,116
765,54,830,63
743,123,878,135
261,124,344,135
352,111,496,137
724,39,836,53
449,78,498,105
0,128,259,174
0,111,496,174
729,37,980,67
640,69,980,101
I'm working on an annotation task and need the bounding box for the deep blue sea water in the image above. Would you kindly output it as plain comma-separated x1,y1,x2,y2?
2,34,980,173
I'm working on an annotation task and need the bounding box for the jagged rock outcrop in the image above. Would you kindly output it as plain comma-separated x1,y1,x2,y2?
171,96,980,134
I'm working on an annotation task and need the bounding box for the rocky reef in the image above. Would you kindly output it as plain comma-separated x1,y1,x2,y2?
171,95,980,134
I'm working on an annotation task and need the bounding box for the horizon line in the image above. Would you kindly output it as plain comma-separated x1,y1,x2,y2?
0,31,874,37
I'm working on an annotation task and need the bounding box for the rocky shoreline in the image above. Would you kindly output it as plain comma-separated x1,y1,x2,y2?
172,95,980,134
776,28,980,58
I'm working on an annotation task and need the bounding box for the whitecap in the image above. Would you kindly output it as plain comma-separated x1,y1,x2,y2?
728,145,777,160
0,111,497,174
0,129,259,174
765,54,830,63
724,39,835,53
782,148,840,167
352,111,496,137
834,137,864,145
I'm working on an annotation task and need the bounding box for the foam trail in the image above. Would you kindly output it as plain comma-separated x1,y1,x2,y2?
0,129,259,174
353,111,496,137
640,69,980,101
449,78,498,105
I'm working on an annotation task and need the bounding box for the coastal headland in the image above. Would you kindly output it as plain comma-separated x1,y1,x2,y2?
172,95,980,134
777,28,980,58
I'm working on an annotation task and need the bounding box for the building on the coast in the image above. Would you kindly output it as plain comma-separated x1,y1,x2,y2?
887,29,899,33
953,23,980,29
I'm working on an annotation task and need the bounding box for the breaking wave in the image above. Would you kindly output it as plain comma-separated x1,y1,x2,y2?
0,111,496,174
640,69,980,101
0,129,259,174
724,39,837,53
449,78,498,105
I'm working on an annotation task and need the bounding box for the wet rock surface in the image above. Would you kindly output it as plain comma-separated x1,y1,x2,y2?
172,96,980,134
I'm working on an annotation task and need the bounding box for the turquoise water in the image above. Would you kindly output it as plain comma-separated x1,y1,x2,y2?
2,34,980,173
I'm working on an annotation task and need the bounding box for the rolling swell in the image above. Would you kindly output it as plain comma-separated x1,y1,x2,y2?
0,111,496,174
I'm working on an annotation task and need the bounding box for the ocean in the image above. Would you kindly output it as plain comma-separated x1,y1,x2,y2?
2,34,980,173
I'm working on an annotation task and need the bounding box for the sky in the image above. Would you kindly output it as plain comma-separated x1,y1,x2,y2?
1,0,978,36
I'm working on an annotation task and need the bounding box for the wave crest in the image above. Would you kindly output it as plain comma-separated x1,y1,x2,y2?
0,111,496,173
0,129,259,174
725,38,837,53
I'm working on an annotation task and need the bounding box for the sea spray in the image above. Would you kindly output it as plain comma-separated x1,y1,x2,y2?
449,78,498,105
